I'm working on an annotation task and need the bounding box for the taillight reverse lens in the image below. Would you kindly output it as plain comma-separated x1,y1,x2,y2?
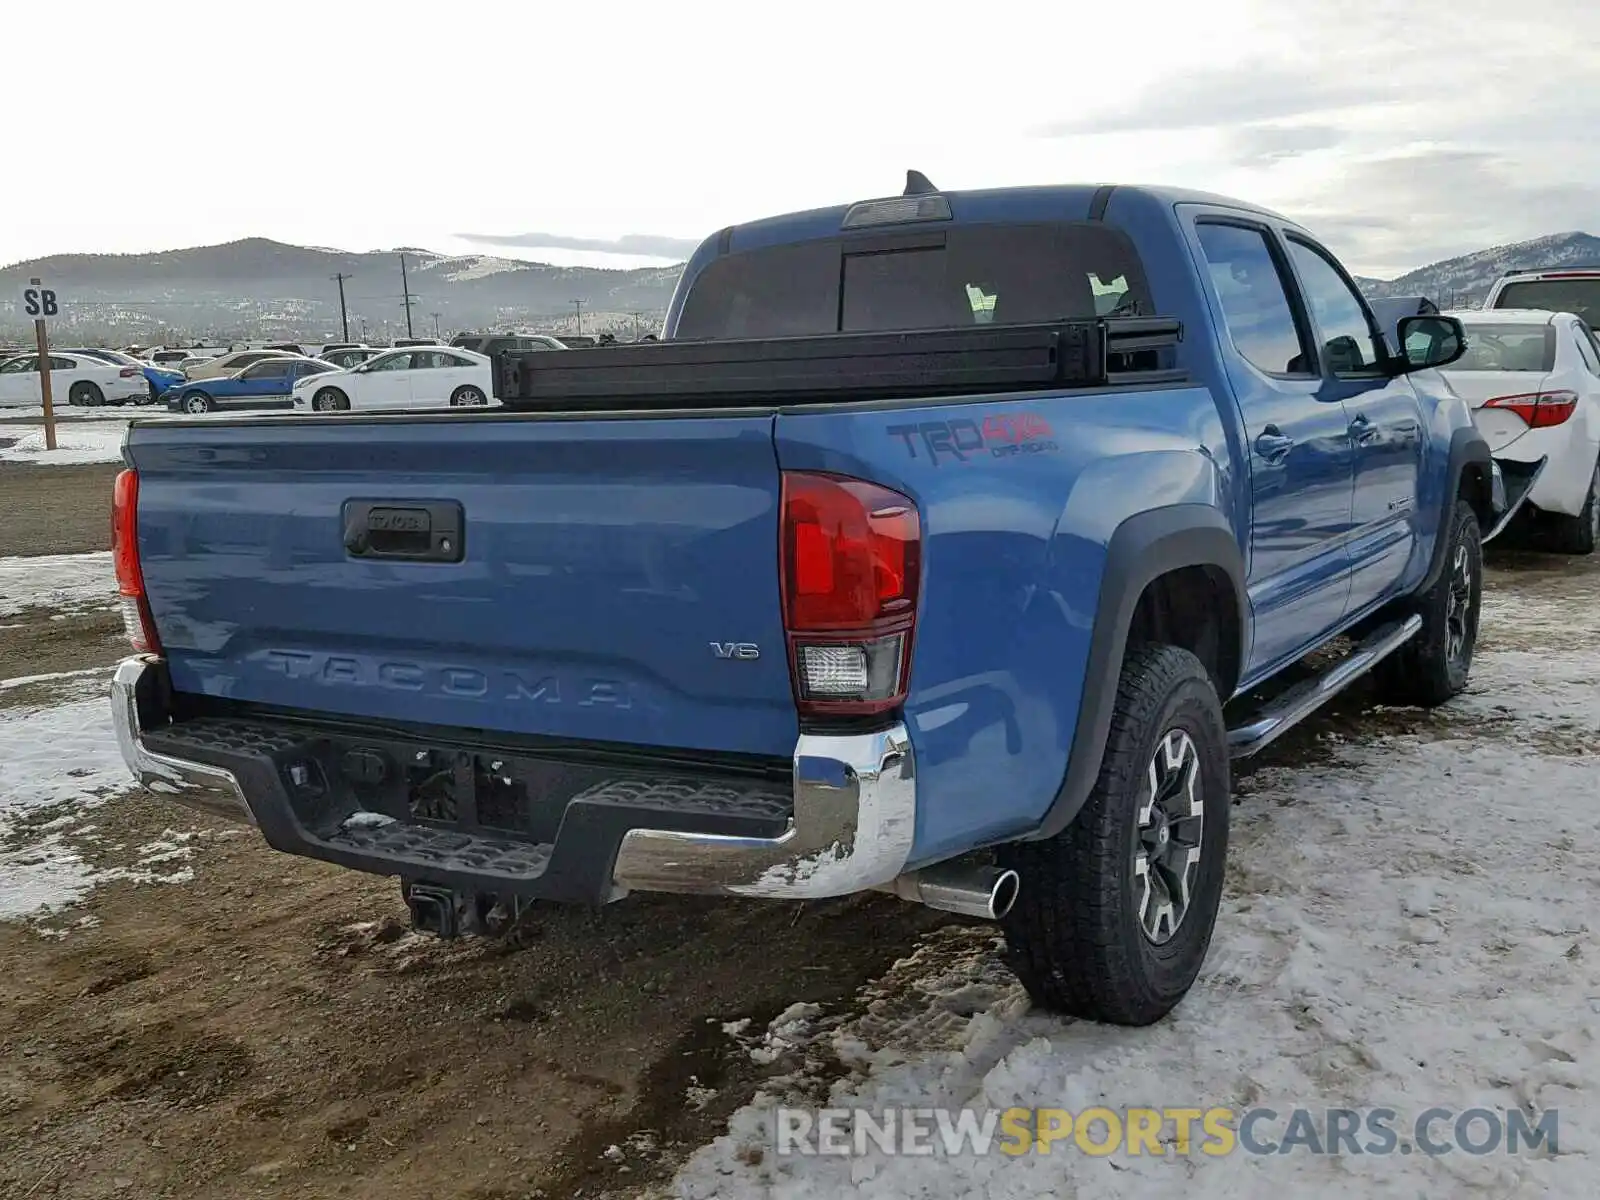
112,468,160,654
781,472,920,718
1483,390,1579,429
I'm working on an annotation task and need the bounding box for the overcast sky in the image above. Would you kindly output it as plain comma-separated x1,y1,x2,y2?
4,0,1596,279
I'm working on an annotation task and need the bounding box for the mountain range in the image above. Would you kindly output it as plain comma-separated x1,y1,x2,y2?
3,229,1597,344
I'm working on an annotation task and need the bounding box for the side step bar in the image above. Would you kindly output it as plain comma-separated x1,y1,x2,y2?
1227,614,1423,759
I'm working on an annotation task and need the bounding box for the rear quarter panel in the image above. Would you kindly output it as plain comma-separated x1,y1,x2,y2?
775,383,1238,866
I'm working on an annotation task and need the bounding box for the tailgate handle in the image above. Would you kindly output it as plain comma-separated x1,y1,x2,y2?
343,501,464,562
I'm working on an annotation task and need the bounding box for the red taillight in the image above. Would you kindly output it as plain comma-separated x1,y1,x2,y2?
1483,390,1578,429
112,469,161,654
119,366,140,378
780,472,920,718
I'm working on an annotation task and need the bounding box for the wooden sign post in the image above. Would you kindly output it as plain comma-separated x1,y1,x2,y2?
21,277,60,451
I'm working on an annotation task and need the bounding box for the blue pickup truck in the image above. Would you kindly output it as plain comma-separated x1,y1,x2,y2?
109,177,1498,1026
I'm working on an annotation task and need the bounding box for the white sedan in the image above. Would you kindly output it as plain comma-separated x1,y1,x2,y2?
291,347,495,412
1436,308,1600,553
0,351,147,408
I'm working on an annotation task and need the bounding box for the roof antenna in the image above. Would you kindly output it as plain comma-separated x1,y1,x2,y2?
904,170,939,196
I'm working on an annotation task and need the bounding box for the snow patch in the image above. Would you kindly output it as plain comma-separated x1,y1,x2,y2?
0,552,115,618
0,422,127,465
342,810,396,830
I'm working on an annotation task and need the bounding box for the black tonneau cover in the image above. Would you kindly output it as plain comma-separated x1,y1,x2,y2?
495,318,1183,410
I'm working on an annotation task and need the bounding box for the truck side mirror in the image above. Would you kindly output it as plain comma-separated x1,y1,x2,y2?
1396,315,1467,372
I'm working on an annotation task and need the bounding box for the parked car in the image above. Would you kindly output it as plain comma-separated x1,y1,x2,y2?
289,347,493,411
450,333,566,355
0,351,146,407
144,348,197,366
1427,308,1600,553
59,347,184,404
1484,266,1600,328
184,348,320,381
164,356,339,414
319,347,384,370
110,178,1495,1027
392,337,440,348
312,342,367,359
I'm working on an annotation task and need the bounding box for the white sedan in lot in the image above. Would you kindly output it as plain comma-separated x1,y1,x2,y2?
1435,308,1600,553
0,351,147,408
291,347,495,412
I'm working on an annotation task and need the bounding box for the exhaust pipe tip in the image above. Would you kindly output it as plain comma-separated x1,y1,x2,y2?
882,863,1021,921
989,868,1020,920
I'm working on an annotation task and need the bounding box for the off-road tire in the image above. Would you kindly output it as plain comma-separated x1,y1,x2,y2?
998,644,1229,1026
1542,461,1599,556
1373,498,1482,706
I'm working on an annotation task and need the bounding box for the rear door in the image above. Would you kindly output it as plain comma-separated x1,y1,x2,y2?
1282,236,1426,616
1190,217,1354,676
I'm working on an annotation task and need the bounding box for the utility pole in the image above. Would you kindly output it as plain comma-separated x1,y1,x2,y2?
571,299,585,337
399,253,419,338
629,310,645,341
330,272,353,342
430,312,441,338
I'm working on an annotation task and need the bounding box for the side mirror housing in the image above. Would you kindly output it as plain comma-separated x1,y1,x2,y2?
1395,315,1467,373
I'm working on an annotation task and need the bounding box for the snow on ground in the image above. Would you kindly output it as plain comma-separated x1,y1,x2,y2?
674,580,1599,1198
0,407,133,425
0,422,127,465
0,695,187,920
0,552,115,618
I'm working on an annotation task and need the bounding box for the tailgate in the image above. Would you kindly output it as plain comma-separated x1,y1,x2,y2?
126,414,798,757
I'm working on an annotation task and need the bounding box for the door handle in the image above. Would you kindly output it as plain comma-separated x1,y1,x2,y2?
1254,426,1295,462
1350,414,1381,445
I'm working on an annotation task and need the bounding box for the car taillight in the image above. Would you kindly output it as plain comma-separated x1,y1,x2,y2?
1483,390,1579,429
780,471,920,718
111,469,161,654
119,366,140,378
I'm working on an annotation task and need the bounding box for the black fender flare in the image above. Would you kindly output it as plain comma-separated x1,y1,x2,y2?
1029,504,1247,841
1420,425,1492,592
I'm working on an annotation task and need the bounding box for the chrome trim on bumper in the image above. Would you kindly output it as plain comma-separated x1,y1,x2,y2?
112,655,917,897
610,725,916,899
111,657,254,824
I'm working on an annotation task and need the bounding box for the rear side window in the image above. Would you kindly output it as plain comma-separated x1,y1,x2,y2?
1575,327,1600,376
676,222,1153,339
1196,223,1312,376
1494,279,1600,326
1454,324,1554,372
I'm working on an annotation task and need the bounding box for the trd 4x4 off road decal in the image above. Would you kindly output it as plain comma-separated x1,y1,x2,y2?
886,413,1059,465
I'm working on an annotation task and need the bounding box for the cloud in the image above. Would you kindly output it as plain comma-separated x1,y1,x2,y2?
1282,149,1600,277
1035,64,1401,137
1227,124,1346,167
455,231,700,259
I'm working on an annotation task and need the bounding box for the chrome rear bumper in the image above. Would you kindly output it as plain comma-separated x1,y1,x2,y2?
110,655,917,901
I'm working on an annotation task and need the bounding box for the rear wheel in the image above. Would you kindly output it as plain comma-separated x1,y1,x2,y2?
998,644,1229,1026
182,392,213,414
450,385,487,407
1373,498,1482,706
68,381,103,407
1543,461,1599,556
313,387,349,412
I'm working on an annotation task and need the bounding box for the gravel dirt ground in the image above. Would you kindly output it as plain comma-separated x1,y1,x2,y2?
0,465,1592,1199
0,463,120,557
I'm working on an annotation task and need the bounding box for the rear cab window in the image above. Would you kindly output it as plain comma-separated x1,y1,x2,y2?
1494,278,1600,327
675,222,1154,339
1194,222,1313,376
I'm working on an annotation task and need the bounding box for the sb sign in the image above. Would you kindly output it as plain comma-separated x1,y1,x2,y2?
21,284,60,320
